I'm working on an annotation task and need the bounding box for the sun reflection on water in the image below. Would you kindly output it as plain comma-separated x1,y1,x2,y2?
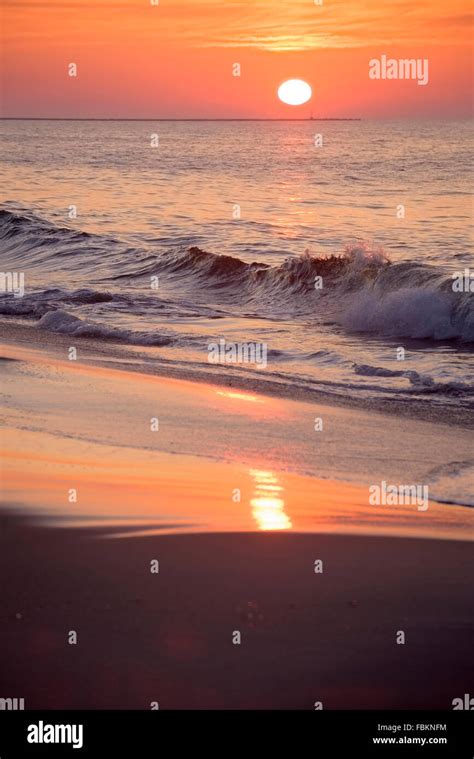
249,468,291,530
215,390,264,403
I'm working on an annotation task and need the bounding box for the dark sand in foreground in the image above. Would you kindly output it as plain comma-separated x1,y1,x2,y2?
0,514,472,710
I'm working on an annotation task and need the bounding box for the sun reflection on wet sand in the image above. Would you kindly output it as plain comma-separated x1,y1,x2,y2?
249,468,292,530
215,390,264,404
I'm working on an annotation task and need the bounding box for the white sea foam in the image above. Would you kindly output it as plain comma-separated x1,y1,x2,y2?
36,309,175,347
342,287,473,341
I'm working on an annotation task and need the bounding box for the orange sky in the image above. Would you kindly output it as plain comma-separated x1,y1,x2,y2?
1,0,472,118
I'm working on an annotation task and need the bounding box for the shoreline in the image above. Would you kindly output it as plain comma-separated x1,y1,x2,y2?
2,317,472,430
1,317,474,538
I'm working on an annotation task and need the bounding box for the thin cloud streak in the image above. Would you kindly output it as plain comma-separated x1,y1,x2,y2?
4,0,473,50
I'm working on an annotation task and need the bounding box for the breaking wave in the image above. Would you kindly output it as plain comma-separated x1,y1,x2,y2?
1,208,473,342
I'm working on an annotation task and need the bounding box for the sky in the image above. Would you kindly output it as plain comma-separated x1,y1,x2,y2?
1,0,472,118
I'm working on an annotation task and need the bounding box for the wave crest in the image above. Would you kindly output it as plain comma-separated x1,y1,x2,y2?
1,208,472,342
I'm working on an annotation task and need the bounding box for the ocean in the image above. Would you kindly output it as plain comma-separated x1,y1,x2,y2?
1,118,473,411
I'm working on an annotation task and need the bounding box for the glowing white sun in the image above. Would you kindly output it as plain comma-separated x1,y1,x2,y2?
278,79,312,106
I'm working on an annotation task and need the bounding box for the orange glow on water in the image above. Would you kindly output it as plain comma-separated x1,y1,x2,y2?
215,390,264,404
250,469,292,531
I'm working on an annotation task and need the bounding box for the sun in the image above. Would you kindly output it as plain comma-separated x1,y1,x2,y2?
277,79,312,106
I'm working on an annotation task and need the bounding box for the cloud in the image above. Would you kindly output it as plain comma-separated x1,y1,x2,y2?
166,0,474,50
3,0,472,51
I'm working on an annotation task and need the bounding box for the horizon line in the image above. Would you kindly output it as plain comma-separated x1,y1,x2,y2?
0,117,363,122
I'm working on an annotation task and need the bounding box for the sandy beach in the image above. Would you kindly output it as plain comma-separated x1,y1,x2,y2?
0,515,473,710
1,321,473,709
1,319,473,535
